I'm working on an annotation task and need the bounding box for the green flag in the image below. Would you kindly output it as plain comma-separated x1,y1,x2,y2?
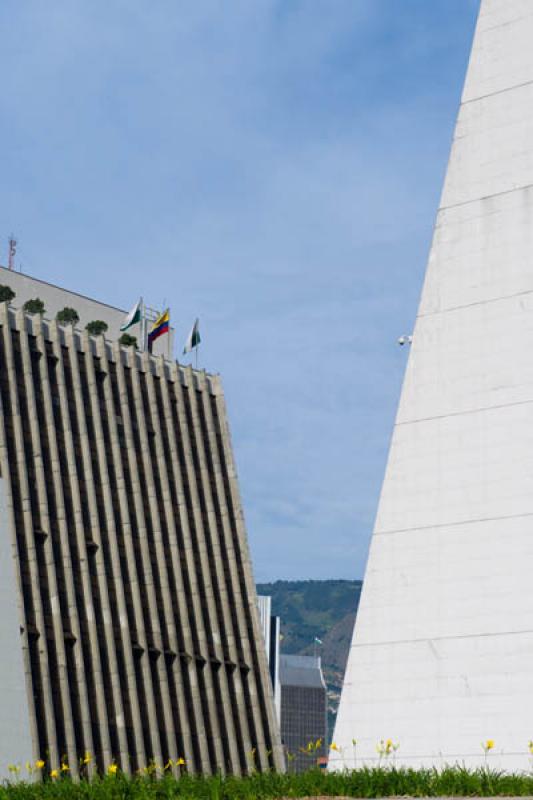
183,318,201,354
120,299,142,332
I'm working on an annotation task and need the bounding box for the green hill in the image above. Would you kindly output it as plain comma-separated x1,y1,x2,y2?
256,579,362,736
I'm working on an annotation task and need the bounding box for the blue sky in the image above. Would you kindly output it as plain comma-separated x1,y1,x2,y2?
0,0,479,581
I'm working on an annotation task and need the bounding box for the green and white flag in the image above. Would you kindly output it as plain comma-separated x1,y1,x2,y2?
120,299,142,331
183,318,201,354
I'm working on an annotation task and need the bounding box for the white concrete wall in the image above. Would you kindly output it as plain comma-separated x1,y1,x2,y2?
334,0,533,772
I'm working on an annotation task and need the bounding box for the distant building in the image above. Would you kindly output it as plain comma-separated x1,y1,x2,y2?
279,655,327,772
257,595,281,722
0,266,283,777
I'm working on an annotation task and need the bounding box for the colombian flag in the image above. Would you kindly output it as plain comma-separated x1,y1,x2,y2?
148,309,170,351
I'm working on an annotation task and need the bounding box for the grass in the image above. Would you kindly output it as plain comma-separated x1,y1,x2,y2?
3,767,533,800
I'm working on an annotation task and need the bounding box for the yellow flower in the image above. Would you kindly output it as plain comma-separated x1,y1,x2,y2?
50,770,59,779
83,752,92,765
108,763,118,775
61,763,69,773
164,759,173,771
529,740,533,755
8,765,21,775
483,739,495,752
176,757,186,766
35,760,45,770
330,742,340,751
377,739,398,757
26,762,34,774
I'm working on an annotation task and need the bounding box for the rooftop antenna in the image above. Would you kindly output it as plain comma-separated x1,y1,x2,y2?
8,236,17,271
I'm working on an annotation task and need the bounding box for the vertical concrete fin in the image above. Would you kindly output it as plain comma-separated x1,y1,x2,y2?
213,379,285,772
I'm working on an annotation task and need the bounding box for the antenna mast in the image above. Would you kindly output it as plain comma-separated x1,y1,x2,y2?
8,236,16,271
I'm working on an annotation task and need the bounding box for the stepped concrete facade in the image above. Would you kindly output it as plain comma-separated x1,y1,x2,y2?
0,269,283,777
333,0,533,771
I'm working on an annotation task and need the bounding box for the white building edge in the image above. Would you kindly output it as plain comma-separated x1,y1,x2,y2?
333,0,533,772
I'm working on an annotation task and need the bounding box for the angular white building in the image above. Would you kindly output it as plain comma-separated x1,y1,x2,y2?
333,0,533,772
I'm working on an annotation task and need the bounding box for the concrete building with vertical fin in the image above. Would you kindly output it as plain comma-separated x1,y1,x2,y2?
334,0,533,772
0,265,283,776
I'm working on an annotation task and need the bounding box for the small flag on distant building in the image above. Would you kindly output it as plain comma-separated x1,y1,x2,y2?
148,308,170,351
120,299,142,332
183,318,201,354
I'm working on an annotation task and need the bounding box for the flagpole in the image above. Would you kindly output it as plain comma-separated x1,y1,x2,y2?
140,297,146,352
195,344,198,370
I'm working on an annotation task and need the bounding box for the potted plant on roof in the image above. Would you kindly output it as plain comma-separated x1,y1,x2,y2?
86,320,108,336
0,285,15,304
56,307,80,327
119,333,137,349
23,298,45,315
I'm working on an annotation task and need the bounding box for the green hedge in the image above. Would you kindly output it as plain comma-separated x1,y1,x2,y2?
2,767,533,800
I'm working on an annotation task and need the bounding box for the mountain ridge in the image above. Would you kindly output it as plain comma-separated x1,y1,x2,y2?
256,578,362,735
